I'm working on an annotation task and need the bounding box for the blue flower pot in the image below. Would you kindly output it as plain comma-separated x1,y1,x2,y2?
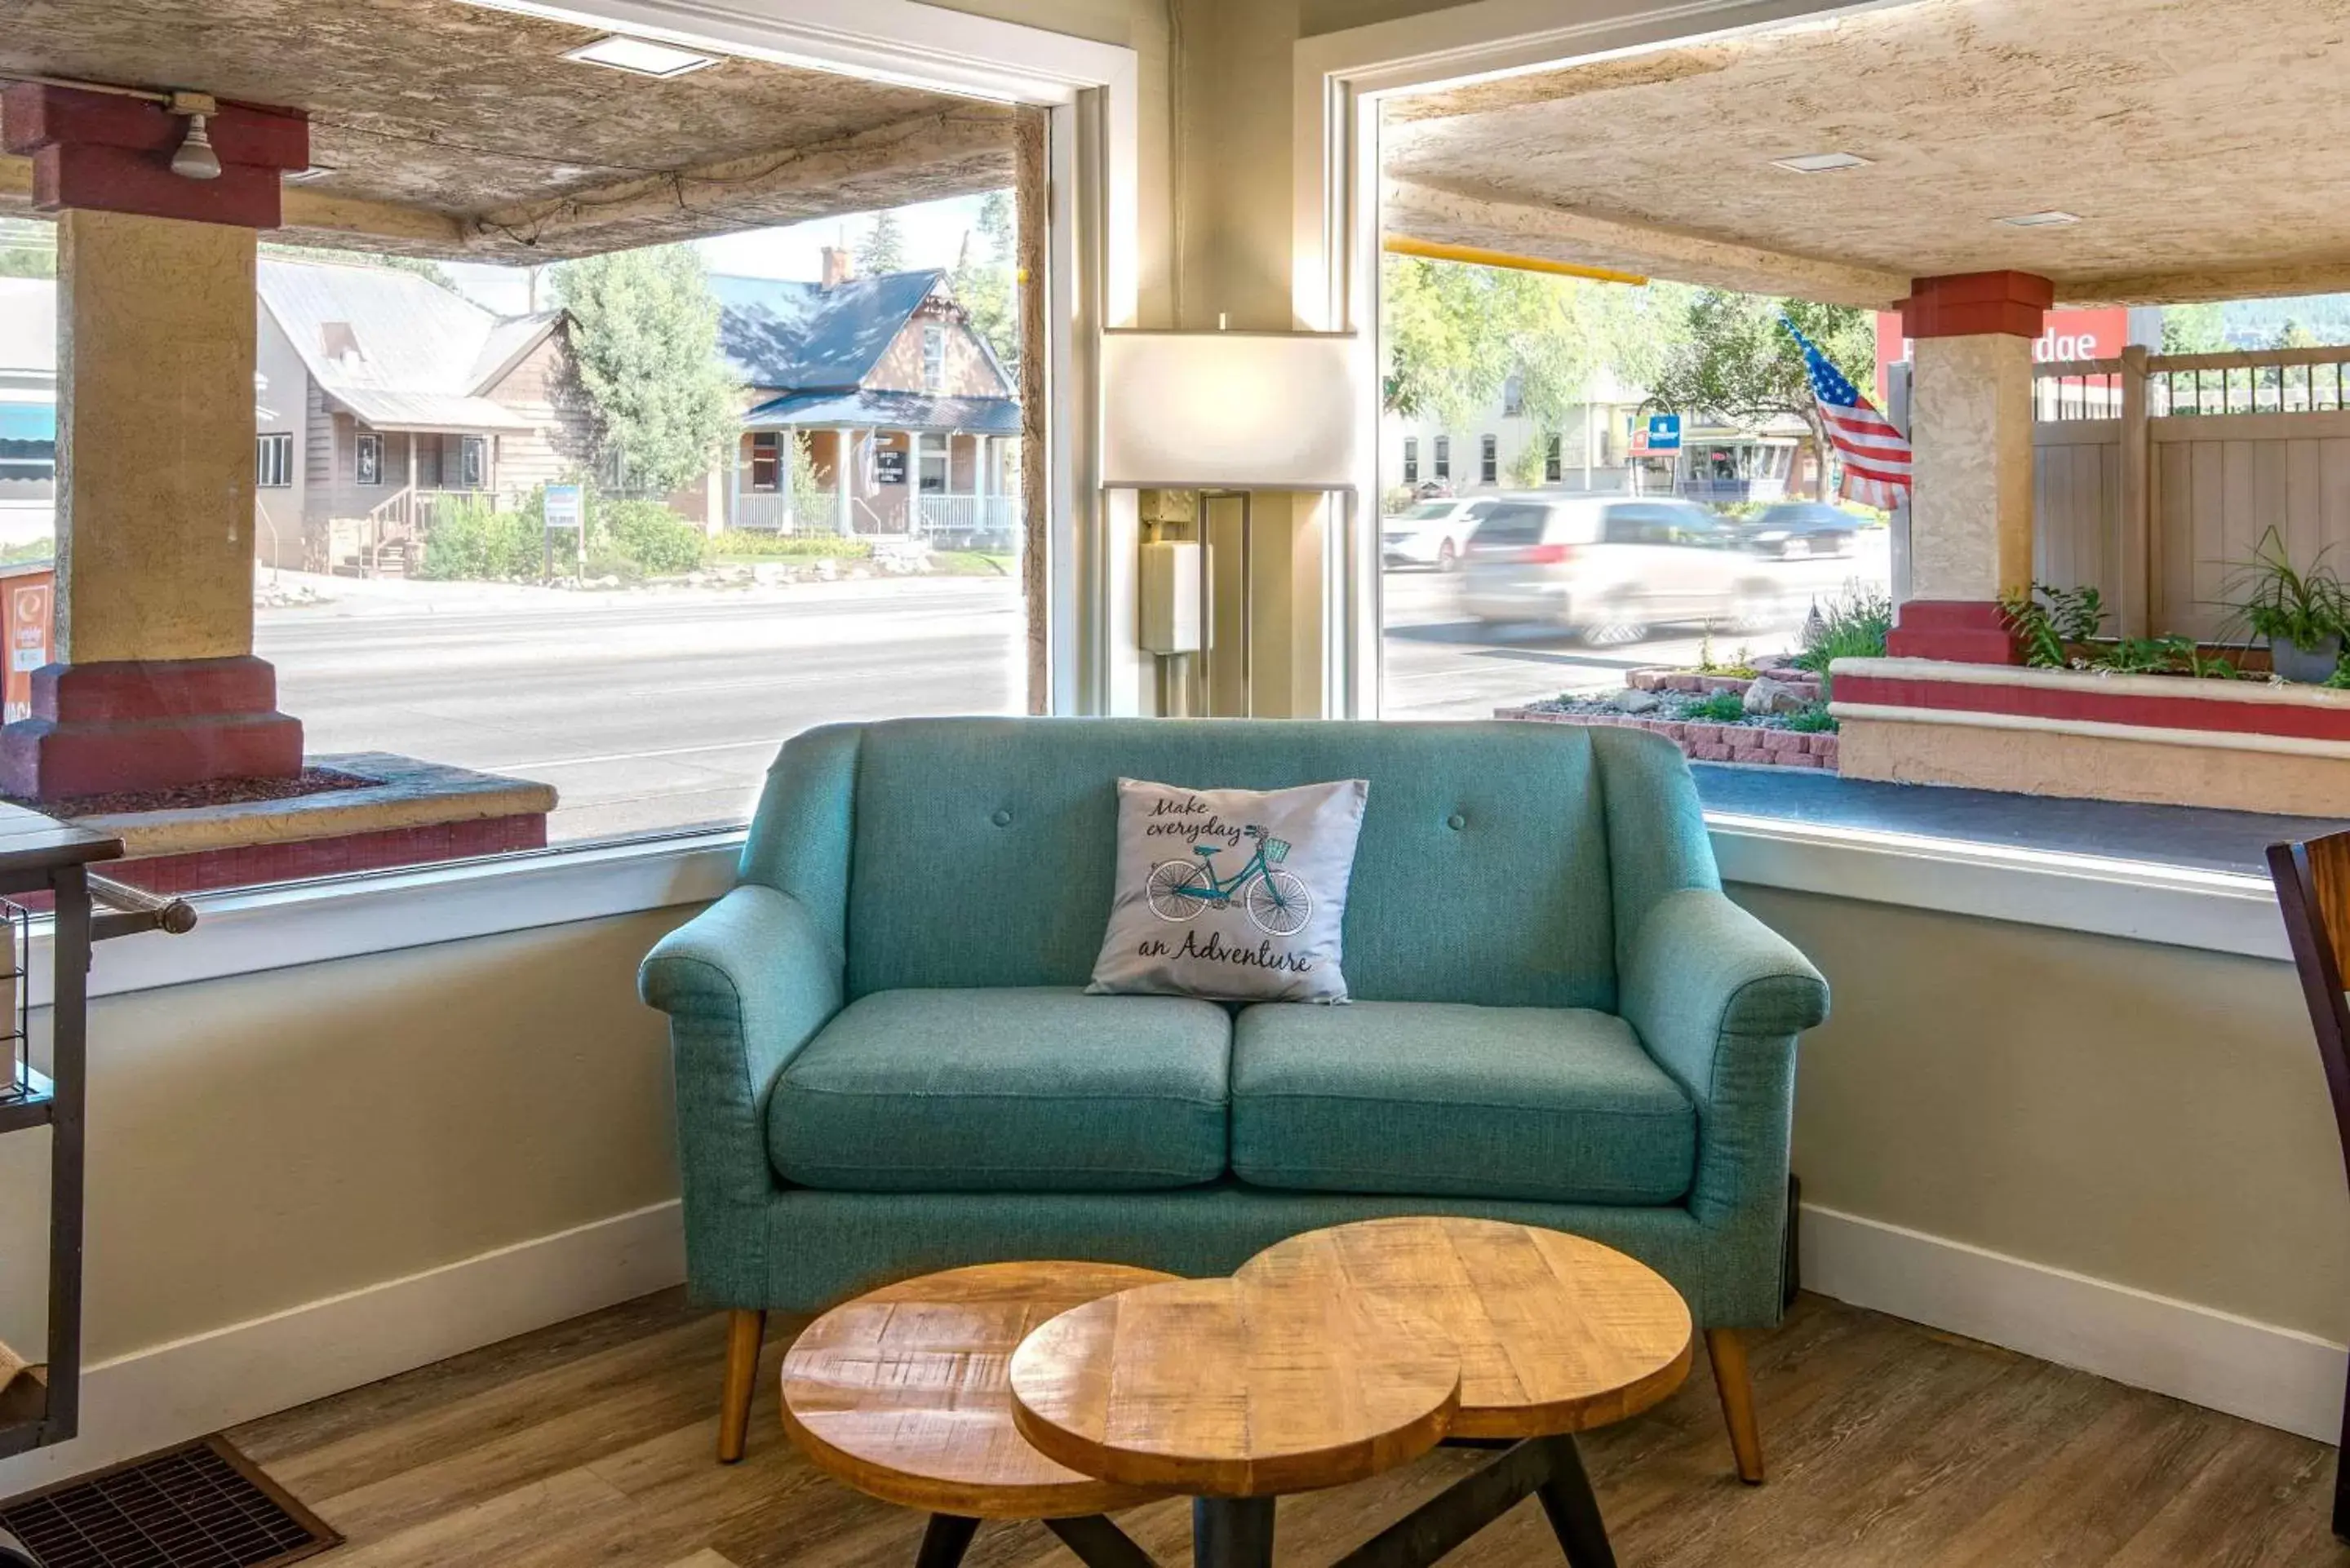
2270,634,2343,684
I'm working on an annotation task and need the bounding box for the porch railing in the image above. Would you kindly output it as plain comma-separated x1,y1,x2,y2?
913,493,1022,543
731,489,841,534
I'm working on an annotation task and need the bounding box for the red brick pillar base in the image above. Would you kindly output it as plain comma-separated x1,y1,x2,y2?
0,657,303,801
1885,600,2021,664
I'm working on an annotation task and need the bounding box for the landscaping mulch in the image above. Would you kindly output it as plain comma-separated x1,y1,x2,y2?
7,766,379,820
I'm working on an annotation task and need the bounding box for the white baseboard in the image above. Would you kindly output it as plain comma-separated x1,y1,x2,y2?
1801,1203,2346,1443
0,1200,686,1499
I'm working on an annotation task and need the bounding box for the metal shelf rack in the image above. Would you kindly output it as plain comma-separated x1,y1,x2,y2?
0,805,197,1463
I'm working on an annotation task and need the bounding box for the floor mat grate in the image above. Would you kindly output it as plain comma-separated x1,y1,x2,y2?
0,1437,337,1568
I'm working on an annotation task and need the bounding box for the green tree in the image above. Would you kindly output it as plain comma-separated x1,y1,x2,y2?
2162,301,2228,355
858,210,907,275
552,245,738,496
0,218,54,278
2272,317,2321,350
1381,255,1687,445
1643,291,1873,501
952,190,1019,380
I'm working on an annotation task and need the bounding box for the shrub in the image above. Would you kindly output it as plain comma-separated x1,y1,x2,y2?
418,496,543,579
1684,689,1747,724
1784,706,1838,733
596,498,705,575
1792,586,1894,694
708,530,873,560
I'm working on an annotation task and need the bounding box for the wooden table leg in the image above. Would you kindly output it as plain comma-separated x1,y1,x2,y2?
1194,1497,1275,1568
1044,1514,1164,1568
914,1514,980,1568
1535,1435,1618,1568
718,1309,766,1464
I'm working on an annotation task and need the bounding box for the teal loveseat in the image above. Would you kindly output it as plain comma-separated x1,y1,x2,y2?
640,717,1829,1475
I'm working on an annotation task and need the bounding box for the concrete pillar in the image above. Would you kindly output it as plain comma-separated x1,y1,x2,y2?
1,208,299,798
1886,270,2054,663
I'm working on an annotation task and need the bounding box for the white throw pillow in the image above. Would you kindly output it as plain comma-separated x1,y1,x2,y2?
1088,776,1369,1003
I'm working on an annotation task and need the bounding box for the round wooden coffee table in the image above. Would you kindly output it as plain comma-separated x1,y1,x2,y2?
1013,1218,1690,1568
781,1261,1181,1568
781,1222,1691,1568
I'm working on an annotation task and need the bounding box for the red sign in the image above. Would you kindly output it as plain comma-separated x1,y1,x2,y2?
1874,308,2133,402
0,567,52,724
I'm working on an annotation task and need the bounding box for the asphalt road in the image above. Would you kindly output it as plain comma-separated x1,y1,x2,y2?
1380,531,1892,720
257,574,1023,843
254,532,1887,844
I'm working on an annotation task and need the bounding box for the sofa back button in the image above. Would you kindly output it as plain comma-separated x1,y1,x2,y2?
992,808,1014,827
1447,813,1466,831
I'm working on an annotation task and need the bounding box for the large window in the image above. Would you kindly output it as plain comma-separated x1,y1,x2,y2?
1433,435,1451,481
0,186,1039,899
255,432,294,488
1545,434,1562,482
1403,436,1418,484
1479,433,1497,485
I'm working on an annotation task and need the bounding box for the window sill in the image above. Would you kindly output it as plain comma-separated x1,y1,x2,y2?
26,800,2289,1006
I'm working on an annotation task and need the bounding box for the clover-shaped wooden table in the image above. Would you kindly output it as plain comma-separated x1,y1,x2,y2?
780,1218,1693,1568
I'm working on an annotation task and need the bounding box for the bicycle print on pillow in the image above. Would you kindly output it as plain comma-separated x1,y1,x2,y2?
1143,823,1314,937
1089,776,1369,1004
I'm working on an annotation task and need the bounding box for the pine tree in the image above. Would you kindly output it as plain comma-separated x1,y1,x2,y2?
552,245,739,495
857,210,907,275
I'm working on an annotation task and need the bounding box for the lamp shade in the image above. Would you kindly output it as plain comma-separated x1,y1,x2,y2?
1100,330,1359,489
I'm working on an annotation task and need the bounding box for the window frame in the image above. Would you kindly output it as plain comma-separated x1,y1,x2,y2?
922,323,947,392
255,432,294,489
1501,372,1524,419
355,431,383,486
1402,436,1418,484
1432,434,1450,480
1479,432,1497,485
1544,434,1562,483
748,431,783,492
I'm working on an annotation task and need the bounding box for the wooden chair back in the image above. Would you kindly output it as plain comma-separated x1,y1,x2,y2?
2263,832,2350,1539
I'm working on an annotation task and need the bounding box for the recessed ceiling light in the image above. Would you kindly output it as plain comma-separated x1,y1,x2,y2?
1999,210,2082,227
1771,152,1873,174
562,34,718,78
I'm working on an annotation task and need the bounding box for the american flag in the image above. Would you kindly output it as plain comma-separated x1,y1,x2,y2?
1782,317,1912,510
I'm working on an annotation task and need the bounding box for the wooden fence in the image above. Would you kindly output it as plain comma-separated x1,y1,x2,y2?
2033,344,2350,640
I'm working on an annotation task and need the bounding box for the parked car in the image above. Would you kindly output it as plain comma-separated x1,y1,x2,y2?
1460,496,1794,644
1382,497,1495,571
1740,501,1864,558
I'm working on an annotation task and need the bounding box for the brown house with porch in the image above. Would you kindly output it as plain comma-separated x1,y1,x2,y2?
254,255,591,575
715,250,1019,543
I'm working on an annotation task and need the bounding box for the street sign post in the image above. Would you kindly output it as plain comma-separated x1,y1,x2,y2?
543,482,586,577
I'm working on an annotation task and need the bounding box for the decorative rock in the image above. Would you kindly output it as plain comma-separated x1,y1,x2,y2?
1608,687,1662,714
1742,676,1811,716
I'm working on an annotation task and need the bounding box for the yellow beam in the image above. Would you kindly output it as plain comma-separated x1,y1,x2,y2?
1383,234,1646,286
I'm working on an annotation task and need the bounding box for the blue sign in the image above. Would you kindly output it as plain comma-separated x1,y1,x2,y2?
1646,414,1682,452
543,482,586,531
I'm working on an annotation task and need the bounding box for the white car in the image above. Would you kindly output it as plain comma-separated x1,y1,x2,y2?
1382,498,1495,572
1460,496,1794,644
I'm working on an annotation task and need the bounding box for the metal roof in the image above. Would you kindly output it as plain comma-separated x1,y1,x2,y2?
256,257,561,432
712,269,947,391
743,388,1021,436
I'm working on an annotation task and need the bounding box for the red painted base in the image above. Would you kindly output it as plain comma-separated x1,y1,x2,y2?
100,813,548,896
1884,600,2021,664
0,656,304,800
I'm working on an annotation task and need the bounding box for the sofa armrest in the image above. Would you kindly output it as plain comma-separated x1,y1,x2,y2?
640,884,843,1299
1621,888,1829,1227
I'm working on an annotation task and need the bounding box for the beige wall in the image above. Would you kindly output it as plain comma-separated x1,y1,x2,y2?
0,910,687,1367
1736,884,2350,1343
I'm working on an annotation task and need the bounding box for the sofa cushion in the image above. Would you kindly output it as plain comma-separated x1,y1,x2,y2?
1230,1001,1695,1204
769,988,1231,1192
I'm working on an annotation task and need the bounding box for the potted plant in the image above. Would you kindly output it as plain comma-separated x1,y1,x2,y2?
2225,527,2348,683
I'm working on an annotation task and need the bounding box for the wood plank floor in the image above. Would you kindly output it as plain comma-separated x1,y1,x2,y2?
226,1290,2348,1567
